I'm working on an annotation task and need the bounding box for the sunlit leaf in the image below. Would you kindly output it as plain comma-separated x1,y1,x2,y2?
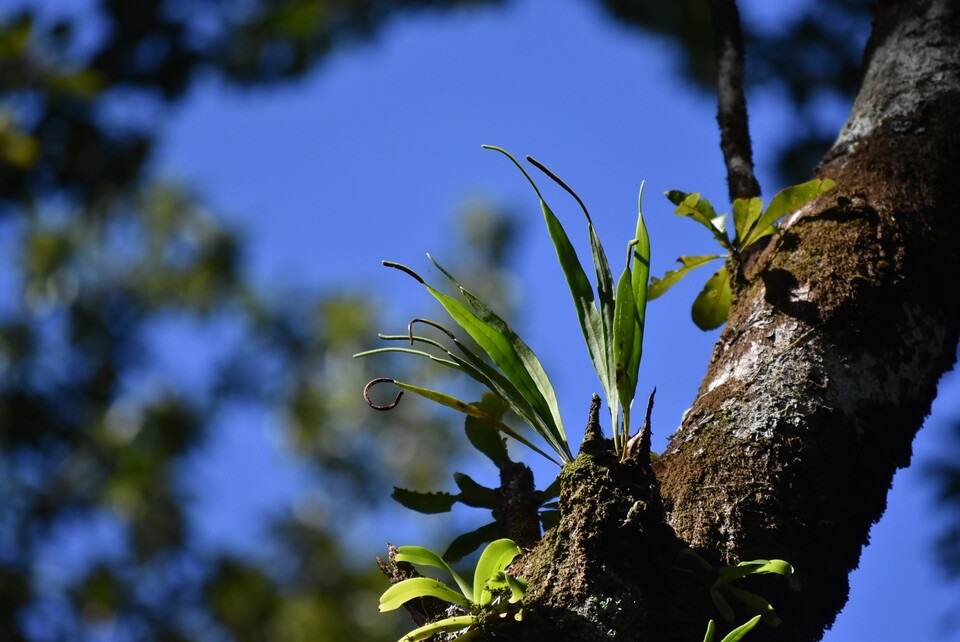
716,559,794,585
379,577,470,612
667,191,731,250
612,264,640,425
429,255,570,461
732,197,763,248
648,255,723,300
691,266,732,330
504,573,527,603
742,178,835,248
394,546,472,600
389,379,560,465
702,619,717,642
719,615,762,642
396,615,476,642
474,538,522,606
485,146,611,429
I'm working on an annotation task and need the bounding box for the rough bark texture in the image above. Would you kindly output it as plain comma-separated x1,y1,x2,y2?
414,2,960,640
656,1,960,640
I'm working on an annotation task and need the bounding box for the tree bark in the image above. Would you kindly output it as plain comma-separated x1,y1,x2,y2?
471,1,960,640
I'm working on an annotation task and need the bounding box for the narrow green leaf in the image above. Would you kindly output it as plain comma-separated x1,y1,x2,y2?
648,255,723,300
702,620,717,642
395,546,472,600
453,472,498,509
588,222,618,417
623,192,652,436
390,379,560,465
368,332,556,460
732,197,763,248
612,264,640,424
391,488,458,514
526,155,617,406
742,178,835,248
485,147,611,428
353,346,461,370
379,577,470,612
719,615,762,642
632,186,651,331
474,539,522,606
428,255,571,461
691,266,733,331
443,522,501,564
396,615,476,642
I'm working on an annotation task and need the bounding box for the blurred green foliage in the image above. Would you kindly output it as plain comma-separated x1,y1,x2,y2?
0,0,882,640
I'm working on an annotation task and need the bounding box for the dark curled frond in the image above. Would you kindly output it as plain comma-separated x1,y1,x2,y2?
527,155,594,223
408,317,456,344
364,377,403,410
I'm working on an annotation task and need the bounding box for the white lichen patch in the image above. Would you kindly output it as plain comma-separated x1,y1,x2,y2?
831,0,960,154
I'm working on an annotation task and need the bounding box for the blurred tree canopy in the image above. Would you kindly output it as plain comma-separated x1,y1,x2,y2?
8,1,953,641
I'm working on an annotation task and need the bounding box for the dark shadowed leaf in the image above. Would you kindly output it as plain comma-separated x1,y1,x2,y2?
443,522,502,563
391,488,458,514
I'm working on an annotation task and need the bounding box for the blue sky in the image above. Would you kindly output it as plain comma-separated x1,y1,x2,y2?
145,0,960,639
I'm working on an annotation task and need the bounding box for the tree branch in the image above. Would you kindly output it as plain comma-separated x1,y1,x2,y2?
709,0,760,201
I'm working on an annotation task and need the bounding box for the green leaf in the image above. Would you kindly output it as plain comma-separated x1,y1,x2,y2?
612,263,640,425
485,146,611,428
504,573,527,603
742,178,835,248
702,619,717,642
453,472,498,509
669,191,731,250
648,255,723,300
362,332,561,463
474,539,522,606
396,615,476,642
443,521,501,563
631,186,651,334
732,197,763,248
691,266,733,331
425,256,571,462
379,577,471,612
716,559,794,585
391,488,458,514
718,615,762,642
465,394,510,467
394,546,473,600
390,379,561,465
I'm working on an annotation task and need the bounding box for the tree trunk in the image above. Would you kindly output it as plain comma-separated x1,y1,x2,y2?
495,1,960,641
